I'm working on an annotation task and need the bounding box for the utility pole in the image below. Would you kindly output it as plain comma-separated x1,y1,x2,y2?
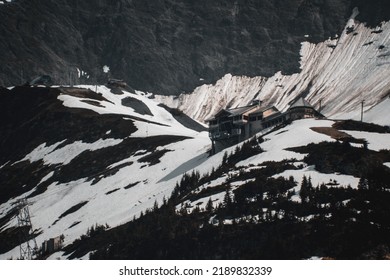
360,100,364,122
16,198,38,260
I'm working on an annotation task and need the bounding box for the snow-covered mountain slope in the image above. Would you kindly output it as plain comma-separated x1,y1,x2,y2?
0,85,210,260
1,8,390,260
156,10,390,125
175,118,390,213
333,96,390,126
62,115,390,260
1,83,389,260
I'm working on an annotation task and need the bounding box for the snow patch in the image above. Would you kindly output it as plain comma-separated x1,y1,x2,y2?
38,171,55,185
103,65,110,73
0,161,10,169
273,165,360,189
340,130,390,151
16,138,122,166
46,139,123,165
361,97,390,126
178,191,226,213
14,140,66,165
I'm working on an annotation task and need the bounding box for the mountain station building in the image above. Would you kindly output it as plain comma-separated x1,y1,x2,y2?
207,98,322,153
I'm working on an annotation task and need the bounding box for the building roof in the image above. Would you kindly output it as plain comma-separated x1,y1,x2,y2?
214,108,231,118
226,105,256,116
207,102,280,122
206,108,232,122
289,97,314,109
248,105,278,116
262,111,283,122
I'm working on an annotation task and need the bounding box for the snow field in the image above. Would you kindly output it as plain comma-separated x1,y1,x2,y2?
237,119,335,167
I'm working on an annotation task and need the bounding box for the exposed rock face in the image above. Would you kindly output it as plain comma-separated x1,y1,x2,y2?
156,16,390,124
1,0,389,94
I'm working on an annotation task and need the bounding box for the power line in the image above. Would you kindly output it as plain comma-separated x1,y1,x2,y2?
16,198,38,260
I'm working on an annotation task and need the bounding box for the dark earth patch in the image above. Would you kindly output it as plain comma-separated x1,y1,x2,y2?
138,149,171,166
81,100,104,107
53,201,89,225
60,87,109,102
105,188,121,195
158,104,207,132
68,221,82,229
333,120,390,134
122,97,153,116
288,141,390,183
124,181,141,190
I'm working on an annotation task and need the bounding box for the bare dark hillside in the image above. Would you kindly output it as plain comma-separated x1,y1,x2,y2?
1,0,388,94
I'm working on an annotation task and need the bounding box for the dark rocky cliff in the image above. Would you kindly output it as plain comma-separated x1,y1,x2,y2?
0,0,389,94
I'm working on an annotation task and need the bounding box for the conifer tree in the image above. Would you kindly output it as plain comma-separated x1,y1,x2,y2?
300,175,309,203
223,188,233,208
153,200,159,211
206,197,214,212
222,151,228,165
358,177,369,190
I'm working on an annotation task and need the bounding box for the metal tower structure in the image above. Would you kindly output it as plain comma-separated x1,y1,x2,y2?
16,198,38,260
